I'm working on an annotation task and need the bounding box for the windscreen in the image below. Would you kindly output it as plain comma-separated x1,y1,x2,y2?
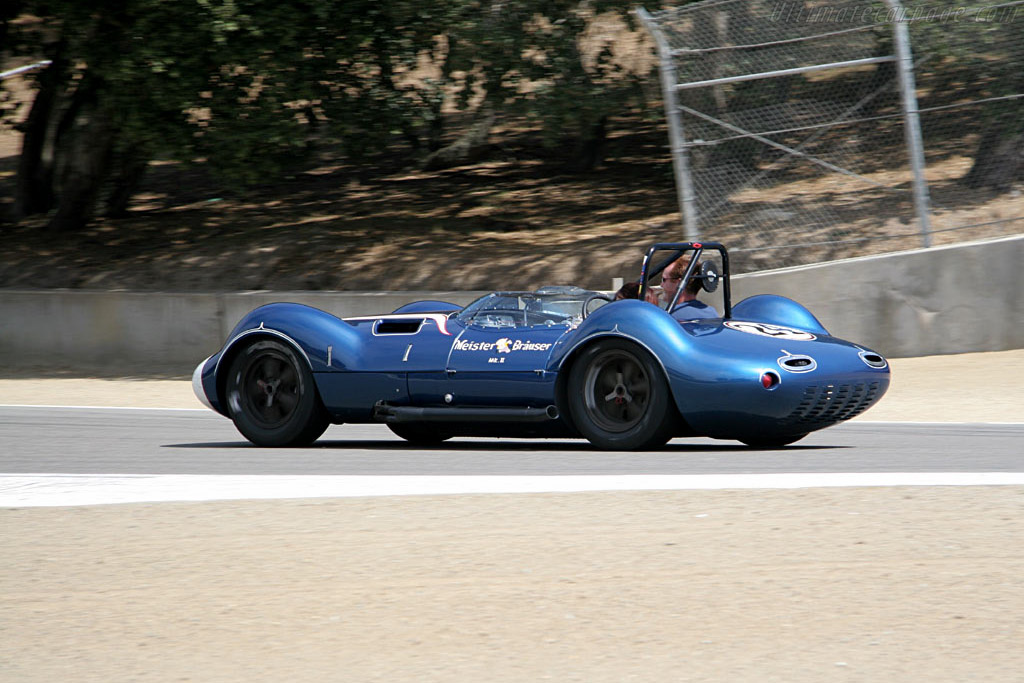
456,288,595,328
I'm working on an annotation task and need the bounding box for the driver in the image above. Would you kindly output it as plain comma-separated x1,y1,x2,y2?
662,256,719,320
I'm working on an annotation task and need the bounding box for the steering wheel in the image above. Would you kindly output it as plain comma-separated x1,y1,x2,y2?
524,310,572,326
583,293,614,318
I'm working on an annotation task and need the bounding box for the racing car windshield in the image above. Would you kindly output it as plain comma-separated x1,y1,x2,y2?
457,287,595,329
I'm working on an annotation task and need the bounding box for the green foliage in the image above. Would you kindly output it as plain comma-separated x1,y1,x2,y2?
3,0,656,227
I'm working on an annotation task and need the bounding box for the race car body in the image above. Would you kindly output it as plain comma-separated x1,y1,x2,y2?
194,242,890,449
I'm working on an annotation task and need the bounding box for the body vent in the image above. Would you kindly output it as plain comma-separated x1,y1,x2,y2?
859,351,888,368
375,319,423,335
778,354,817,373
780,382,881,429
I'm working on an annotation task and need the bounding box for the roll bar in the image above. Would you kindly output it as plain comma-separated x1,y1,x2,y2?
637,242,732,319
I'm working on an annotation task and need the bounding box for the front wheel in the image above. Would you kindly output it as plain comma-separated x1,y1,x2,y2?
567,339,676,450
226,339,329,447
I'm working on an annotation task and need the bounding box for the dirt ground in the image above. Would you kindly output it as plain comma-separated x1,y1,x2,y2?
4,488,1023,682
2,349,1023,682
2,105,1022,295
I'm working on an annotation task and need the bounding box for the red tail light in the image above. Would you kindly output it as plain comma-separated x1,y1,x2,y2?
761,372,780,390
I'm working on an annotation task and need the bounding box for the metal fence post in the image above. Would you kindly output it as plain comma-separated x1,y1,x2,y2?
885,0,933,247
637,8,700,240
0,60,52,80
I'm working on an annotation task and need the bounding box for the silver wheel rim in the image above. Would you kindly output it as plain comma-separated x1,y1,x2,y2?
240,349,301,428
582,349,651,433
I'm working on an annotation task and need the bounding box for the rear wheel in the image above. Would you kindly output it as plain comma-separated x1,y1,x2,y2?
387,423,453,445
568,339,676,450
226,339,329,447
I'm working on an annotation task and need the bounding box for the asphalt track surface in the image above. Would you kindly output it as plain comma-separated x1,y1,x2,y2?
2,406,1022,476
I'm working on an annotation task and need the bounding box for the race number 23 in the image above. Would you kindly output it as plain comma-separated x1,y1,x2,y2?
723,321,817,341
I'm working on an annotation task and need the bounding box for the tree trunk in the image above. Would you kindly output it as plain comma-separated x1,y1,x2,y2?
105,148,148,218
426,34,458,153
13,48,68,219
964,128,1024,191
47,93,116,234
371,17,421,153
565,115,608,172
421,105,495,170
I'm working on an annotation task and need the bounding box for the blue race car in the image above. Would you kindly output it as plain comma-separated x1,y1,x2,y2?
193,242,890,449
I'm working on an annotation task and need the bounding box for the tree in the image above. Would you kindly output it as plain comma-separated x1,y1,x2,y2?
908,6,1024,191
2,0,655,232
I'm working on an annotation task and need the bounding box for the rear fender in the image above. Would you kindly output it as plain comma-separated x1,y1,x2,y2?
552,300,696,424
731,294,829,335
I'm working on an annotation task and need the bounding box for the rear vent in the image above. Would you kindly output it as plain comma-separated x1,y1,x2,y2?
779,381,882,429
778,354,817,373
859,351,888,369
376,319,423,335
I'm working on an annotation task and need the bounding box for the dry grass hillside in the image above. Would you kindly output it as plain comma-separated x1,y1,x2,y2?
1,114,1020,293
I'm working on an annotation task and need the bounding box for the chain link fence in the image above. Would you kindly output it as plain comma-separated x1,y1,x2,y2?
638,0,1023,273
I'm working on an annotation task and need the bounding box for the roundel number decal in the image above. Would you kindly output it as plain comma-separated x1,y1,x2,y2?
723,320,817,341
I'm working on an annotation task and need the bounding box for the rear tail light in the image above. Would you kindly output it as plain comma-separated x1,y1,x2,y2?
761,371,780,390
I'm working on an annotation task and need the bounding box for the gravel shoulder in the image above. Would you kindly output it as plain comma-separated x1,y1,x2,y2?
2,349,1022,682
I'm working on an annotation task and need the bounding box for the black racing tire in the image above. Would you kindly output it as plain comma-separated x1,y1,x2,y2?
225,338,329,447
387,423,453,445
739,433,808,449
567,339,676,450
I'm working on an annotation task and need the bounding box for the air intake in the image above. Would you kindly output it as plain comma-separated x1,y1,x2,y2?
859,351,888,369
778,354,817,373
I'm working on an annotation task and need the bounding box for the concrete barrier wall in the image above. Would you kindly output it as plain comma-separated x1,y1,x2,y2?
0,290,488,376
731,234,1023,358
1,235,1020,376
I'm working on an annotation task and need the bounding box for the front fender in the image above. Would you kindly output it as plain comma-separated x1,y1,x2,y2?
196,303,368,416
222,303,363,372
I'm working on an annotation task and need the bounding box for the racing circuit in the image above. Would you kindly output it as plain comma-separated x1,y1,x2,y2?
2,409,1024,506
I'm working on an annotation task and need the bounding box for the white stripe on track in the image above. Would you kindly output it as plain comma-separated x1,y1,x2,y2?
3,472,1024,508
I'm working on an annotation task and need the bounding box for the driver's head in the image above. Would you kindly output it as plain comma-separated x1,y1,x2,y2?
660,258,685,299
614,281,641,300
684,262,704,297
664,255,704,301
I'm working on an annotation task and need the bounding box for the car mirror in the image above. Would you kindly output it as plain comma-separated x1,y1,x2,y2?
699,261,720,293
